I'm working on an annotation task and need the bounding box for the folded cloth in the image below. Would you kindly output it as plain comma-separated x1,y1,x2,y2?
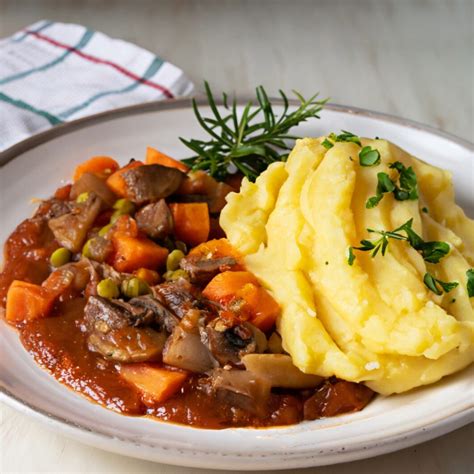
0,20,194,152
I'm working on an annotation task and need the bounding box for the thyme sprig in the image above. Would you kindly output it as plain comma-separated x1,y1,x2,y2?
180,82,328,181
348,218,451,264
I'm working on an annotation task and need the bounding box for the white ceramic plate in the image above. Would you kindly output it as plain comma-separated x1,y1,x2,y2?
1,99,473,471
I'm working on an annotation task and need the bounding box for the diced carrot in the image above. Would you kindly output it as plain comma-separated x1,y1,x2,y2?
111,215,139,238
133,268,161,285
54,184,72,200
189,238,243,267
202,271,259,303
169,202,210,247
112,234,168,273
106,160,143,197
203,271,280,332
177,170,215,195
73,156,119,182
238,283,280,332
146,146,189,172
5,280,57,324
119,364,187,405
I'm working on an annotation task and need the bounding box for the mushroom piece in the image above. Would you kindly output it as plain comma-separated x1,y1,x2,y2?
48,193,102,252
163,325,216,373
210,368,271,417
242,354,323,389
135,199,173,239
200,321,258,366
179,254,238,285
70,172,116,208
84,295,168,363
128,294,179,333
122,164,185,205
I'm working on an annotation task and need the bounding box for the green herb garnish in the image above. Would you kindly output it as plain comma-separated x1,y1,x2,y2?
423,273,458,295
347,247,355,265
466,269,474,297
422,207,429,214
359,146,381,167
350,218,451,263
328,130,362,146
321,138,334,149
180,82,328,181
366,161,419,208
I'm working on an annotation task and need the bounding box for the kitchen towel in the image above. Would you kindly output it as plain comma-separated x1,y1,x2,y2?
0,20,194,152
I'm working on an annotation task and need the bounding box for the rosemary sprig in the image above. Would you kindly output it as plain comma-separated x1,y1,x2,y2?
180,82,328,181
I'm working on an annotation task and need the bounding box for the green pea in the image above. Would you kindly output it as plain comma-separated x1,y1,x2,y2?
166,249,185,271
164,269,189,281
98,223,113,237
121,277,150,298
76,192,89,203
97,278,120,299
82,238,95,258
113,198,135,215
50,247,71,267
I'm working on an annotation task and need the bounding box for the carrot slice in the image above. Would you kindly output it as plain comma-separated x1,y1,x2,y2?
203,271,280,332
106,160,143,197
146,146,189,172
119,364,187,405
73,156,119,182
112,234,168,272
133,268,161,285
189,238,242,263
169,202,210,247
202,271,259,303
5,280,57,324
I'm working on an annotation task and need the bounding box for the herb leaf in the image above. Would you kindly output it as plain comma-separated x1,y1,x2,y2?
389,161,419,201
328,130,362,146
423,273,459,295
359,146,381,167
366,172,395,208
321,138,334,149
181,82,328,181
347,246,355,265
466,269,474,297
352,218,451,263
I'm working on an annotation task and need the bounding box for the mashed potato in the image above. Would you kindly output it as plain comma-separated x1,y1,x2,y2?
220,137,474,395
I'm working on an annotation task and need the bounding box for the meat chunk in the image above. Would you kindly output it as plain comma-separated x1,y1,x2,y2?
84,295,168,363
122,164,185,205
135,200,173,239
35,198,73,219
210,368,271,417
128,294,179,333
70,172,116,208
48,193,102,252
163,326,216,373
201,321,257,366
152,279,202,319
303,379,375,420
179,254,237,285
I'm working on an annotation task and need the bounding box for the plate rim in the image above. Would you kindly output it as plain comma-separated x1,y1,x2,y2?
1,97,472,168
1,98,473,469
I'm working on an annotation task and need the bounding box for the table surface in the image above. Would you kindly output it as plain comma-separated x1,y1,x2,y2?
0,0,473,473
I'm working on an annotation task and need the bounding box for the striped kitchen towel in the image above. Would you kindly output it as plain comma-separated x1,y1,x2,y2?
0,20,194,152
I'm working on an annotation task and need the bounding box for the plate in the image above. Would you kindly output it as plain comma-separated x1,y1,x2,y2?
1,99,473,470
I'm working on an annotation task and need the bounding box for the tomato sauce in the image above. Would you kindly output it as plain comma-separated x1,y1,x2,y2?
1,216,374,429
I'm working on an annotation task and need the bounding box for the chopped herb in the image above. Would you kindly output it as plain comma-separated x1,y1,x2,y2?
450,298,456,303
366,172,395,208
347,247,355,265
352,218,451,263
423,273,459,296
422,207,429,214
328,130,362,146
321,138,334,149
181,81,328,181
467,269,474,297
366,162,419,208
389,161,419,201
359,146,381,167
